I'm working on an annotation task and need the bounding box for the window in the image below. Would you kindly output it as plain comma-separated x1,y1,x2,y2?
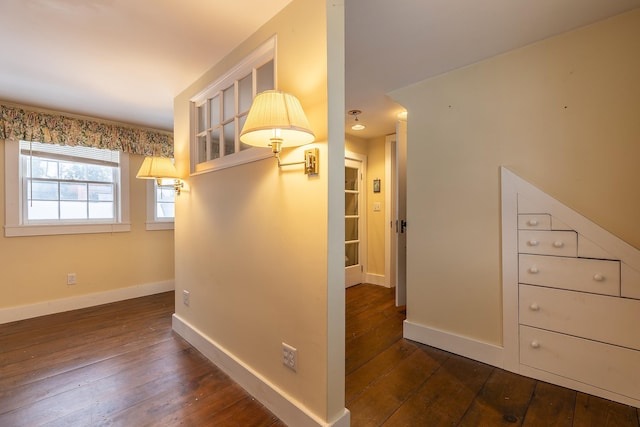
4,139,130,237
191,37,276,174
145,178,175,231
21,141,119,222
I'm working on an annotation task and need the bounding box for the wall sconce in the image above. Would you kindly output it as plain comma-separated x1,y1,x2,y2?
136,156,183,195
240,90,318,174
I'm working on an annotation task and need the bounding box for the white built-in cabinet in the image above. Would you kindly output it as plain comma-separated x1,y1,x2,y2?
501,167,640,408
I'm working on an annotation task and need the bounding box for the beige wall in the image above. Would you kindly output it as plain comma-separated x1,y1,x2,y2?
392,9,640,346
366,136,386,277
0,151,175,310
173,0,345,423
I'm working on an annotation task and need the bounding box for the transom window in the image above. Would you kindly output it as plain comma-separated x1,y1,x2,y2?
191,37,276,174
20,141,120,223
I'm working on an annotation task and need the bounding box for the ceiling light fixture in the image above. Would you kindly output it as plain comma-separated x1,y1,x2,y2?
347,109,366,131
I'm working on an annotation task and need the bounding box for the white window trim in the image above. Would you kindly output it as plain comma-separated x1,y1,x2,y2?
190,36,277,175
4,139,131,237
145,179,174,231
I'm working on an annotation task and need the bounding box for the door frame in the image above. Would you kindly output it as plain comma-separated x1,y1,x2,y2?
384,134,396,289
384,119,407,305
394,119,408,306
345,151,367,287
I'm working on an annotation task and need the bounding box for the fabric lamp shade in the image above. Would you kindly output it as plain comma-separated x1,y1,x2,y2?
240,90,315,149
136,156,179,180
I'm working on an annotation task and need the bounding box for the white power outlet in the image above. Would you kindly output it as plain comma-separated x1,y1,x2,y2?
67,273,77,285
282,342,297,372
182,290,190,306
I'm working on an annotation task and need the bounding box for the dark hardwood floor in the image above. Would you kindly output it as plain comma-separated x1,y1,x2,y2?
2,286,638,426
0,292,283,427
346,284,640,427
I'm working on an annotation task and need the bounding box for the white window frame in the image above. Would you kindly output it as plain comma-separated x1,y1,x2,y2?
190,36,276,175
145,179,175,231
4,139,131,237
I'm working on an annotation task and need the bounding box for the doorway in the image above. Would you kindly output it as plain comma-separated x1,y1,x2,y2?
345,152,366,287
383,120,407,306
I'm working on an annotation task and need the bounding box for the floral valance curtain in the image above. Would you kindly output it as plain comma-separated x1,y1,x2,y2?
0,104,173,157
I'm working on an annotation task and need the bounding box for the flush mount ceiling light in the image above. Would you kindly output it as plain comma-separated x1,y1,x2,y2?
347,109,365,131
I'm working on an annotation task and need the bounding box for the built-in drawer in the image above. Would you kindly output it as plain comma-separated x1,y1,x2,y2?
518,230,577,257
519,254,620,296
520,325,640,402
518,214,551,230
519,284,640,350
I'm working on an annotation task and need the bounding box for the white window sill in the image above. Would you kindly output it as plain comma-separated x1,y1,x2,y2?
4,222,131,237
146,221,174,231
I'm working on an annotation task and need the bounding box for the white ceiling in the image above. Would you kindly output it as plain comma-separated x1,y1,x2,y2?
345,0,640,138
0,0,292,131
1,0,638,137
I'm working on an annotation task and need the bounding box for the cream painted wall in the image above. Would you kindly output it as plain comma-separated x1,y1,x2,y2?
345,134,366,154
366,136,386,277
173,0,345,423
0,151,175,309
392,9,640,346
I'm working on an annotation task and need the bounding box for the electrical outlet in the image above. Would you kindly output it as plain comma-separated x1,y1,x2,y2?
282,342,297,372
67,273,77,285
182,290,190,306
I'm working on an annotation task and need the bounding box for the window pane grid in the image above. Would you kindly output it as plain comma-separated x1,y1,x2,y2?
26,178,116,221
191,54,274,167
154,183,175,221
21,141,119,223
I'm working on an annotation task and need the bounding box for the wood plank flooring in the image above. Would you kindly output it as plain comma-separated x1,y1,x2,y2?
2,286,638,426
346,283,640,427
0,292,283,427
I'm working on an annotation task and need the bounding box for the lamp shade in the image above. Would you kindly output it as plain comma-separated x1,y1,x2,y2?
240,90,315,148
136,156,179,180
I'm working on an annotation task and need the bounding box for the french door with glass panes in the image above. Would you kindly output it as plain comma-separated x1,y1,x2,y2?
345,157,364,287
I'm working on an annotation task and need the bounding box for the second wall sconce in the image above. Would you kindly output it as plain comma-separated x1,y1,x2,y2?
240,90,318,174
136,156,183,194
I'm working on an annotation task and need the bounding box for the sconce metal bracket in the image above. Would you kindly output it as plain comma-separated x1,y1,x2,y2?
275,148,319,175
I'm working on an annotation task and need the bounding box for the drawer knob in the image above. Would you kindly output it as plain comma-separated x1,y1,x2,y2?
528,219,539,226
593,274,604,282
529,266,539,274
553,241,564,248
527,240,539,247
530,341,540,349
529,303,540,311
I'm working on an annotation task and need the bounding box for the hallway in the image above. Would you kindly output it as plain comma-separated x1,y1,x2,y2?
345,284,640,426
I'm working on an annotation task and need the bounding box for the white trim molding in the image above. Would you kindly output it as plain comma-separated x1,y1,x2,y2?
384,134,396,288
0,280,174,324
403,320,504,368
145,179,175,231
501,166,640,408
172,315,351,427
4,139,132,237
365,273,387,287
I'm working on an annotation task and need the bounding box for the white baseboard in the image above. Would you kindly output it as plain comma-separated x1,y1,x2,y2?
0,280,175,325
518,364,640,409
172,314,350,427
403,320,504,368
365,273,388,287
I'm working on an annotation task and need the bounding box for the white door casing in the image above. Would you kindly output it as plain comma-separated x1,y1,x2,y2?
395,119,407,306
345,152,366,287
